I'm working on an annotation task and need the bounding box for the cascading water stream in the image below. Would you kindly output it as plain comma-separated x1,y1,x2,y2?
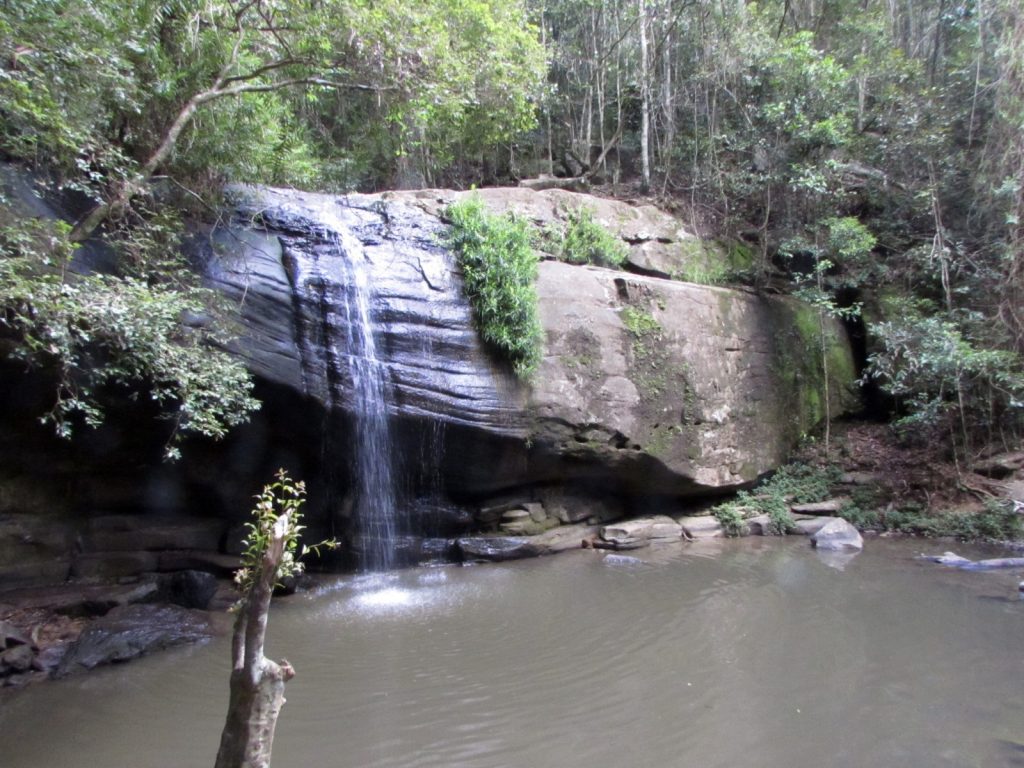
310,201,398,572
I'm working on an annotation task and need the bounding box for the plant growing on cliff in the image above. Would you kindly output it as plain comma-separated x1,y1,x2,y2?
445,195,543,379
560,206,628,268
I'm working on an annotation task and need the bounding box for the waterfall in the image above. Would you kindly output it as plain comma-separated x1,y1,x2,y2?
220,187,516,570
310,201,398,572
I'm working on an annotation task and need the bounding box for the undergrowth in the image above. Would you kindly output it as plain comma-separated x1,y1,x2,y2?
712,463,837,537
445,196,543,379
539,205,627,269
839,498,1021,541
559,206,627,268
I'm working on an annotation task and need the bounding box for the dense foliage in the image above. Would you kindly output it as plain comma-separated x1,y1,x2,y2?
525,0,1024,457
0,212,258,457
1,0,1022,460
0,0,545,450
559,206,628,267
445,196,543,379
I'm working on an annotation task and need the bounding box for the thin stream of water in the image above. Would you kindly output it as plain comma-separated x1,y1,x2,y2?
313,200,398,571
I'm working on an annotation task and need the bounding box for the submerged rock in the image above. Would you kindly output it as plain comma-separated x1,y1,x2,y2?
55,604,216,676
602,553,646,566
920,552,1024,571
810,519,864,551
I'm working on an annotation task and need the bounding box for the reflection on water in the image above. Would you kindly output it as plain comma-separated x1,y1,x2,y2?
2,539,1023,768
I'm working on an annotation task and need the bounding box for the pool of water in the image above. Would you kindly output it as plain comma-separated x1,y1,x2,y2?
2,538,1023,768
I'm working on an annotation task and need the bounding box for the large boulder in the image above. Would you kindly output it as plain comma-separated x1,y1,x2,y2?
529,262,858,493
810,518,864,551
201,185,858,507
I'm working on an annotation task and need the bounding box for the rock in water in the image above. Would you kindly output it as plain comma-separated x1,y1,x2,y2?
55,604,215,676
810,518,863,551
677,516,724,539
600,516,682,549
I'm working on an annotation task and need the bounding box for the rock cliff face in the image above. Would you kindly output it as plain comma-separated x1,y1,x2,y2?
203,185,858,507
529,261,856,494
0,170,859,577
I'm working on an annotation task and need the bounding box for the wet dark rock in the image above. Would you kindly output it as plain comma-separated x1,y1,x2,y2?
0,581,159,618
1,643,34,672
55,604,215,676
456,536,544,562
155,550,241,575
0,559,73,588
208,187,526,443
149,570,220,610
80,518,225,552
71,551,159,580
0,619,33,649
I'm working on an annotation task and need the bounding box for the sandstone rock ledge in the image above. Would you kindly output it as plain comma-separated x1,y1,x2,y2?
212,185,859,503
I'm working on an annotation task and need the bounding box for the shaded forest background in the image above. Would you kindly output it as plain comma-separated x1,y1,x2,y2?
0,0,1021,462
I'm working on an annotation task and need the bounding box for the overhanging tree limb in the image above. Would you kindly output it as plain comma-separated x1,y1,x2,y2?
67,72,391,243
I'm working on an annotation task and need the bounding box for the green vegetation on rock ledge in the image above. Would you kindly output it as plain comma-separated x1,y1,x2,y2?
713,449,1022,543
445,196,543,379
559,207,628,268
713,463,834,536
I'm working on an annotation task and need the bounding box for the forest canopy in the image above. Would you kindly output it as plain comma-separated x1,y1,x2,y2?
0,0,1022,456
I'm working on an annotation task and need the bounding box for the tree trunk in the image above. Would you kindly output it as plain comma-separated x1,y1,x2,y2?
638,0,652,194
214,514,295,768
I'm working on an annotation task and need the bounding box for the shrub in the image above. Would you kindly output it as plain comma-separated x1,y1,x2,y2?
0,217,259,459
713,502,748,537
445,196,543,379
711,462,834,536
560,206,628,268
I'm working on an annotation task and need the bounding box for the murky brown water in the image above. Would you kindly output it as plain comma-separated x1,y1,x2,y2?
2,538,1023,768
